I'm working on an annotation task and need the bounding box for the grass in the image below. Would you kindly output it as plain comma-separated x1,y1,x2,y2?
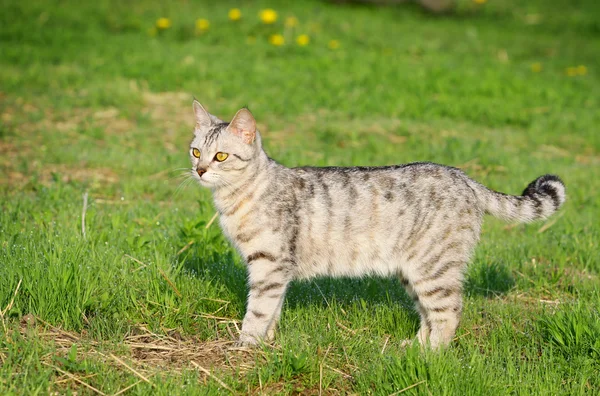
1,0,599,394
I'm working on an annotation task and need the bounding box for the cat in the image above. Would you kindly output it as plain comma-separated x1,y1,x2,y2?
188,101,566,349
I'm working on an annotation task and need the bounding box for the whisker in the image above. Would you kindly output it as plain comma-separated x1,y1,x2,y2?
168,168,196,181
172,174,197,198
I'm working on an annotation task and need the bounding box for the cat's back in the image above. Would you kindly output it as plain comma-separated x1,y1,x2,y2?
290,162,475,205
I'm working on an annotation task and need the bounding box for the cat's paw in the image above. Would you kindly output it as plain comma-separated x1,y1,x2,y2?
265,327,277,342
234,333,261,348
399,338,419,348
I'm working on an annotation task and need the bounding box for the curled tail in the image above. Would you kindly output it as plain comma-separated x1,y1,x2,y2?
470,175,566,223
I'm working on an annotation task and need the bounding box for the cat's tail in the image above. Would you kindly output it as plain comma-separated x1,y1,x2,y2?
470,175,566,223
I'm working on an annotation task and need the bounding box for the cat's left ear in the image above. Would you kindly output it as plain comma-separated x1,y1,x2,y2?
193,100,213,130
227,108,256,145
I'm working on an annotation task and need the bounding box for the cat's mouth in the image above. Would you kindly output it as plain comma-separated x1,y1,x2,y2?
193,168,215,188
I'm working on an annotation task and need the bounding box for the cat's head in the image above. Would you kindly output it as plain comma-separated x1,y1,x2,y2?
189,100,262,189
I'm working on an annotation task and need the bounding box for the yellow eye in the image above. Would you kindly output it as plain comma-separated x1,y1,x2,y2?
192,148,200,158
215,152,229,162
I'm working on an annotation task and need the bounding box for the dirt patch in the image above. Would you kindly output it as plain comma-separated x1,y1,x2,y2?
142,91,191,128
45,164,119,185
0,140,20,162
92,107,136,135
1,163,119,189
0,98,131,190
141,91,193,153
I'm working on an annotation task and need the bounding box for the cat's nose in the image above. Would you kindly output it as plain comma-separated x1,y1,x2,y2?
196,168,207,177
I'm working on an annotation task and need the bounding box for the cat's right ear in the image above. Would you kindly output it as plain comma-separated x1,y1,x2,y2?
193,100,213,130
227,108,256,145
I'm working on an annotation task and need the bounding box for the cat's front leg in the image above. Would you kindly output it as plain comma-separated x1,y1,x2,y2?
265,296,285,341
238,254,291,346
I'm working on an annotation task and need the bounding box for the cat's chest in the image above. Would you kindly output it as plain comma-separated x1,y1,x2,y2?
218,203,286,259
218,214,239,241
218,209,260,245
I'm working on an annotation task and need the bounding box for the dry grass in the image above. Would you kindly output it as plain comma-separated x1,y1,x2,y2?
16,315,260,393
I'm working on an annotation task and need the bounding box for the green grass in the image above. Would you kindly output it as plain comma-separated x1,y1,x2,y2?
1,0,599,394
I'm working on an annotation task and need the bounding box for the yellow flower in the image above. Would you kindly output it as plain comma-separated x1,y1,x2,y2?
296,34,310,46
576,65,587,75
565,67,578,76
531,63,542,73
195,18,210,33
328,39,340,50
269,34,285,46
260,9,278,24
156,17,172,30
285,16,298,28
473,0,487,4
228,8,242,21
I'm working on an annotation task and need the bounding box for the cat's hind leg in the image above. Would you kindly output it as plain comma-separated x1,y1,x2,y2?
410,260,465,349
398,274,431,346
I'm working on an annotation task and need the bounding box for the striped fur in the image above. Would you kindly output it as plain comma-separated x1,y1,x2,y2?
188,102,566,349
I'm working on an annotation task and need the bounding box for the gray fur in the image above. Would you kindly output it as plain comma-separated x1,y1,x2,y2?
188,102,566,349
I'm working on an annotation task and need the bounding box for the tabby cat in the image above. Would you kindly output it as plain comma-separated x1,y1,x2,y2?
188,101,565,349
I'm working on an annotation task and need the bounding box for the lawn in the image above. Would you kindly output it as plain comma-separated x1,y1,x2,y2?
1,0,599,394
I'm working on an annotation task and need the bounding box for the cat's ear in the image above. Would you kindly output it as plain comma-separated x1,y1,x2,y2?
193,100,213,130
227,108,256,145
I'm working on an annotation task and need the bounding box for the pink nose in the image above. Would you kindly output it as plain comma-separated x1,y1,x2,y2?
196,168,206,177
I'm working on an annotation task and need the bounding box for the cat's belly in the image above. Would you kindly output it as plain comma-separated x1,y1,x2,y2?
294,233,404,279
291,195,418,279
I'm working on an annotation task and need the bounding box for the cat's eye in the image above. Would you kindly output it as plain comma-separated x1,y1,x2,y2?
215,152,229,162
192,148,200,158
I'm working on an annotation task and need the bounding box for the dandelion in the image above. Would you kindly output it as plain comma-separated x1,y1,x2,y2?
328,39,340,50
565,67,578,77
228,8,242,21
285,16,299,28
260,9,278,24
195,18,210,33
269,34,285,46
156,17,172,30
296,34,310,46
531,63,542,73
576,65,587,75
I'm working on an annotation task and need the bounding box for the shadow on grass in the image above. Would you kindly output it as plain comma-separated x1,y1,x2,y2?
465,262,515,298
286,276,414,310
183,250,415,305
182,243,515,313
184,249,514,303
181,250,248,306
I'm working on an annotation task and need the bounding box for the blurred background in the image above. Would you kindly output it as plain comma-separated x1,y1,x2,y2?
1,0,598,185
2,0,598,175
1,0,599,394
